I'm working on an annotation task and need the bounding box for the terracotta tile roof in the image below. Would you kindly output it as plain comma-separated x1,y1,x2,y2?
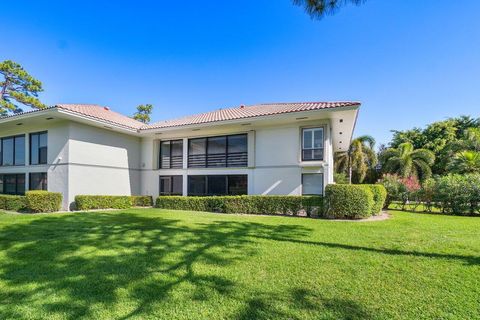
56,104,144,130
144,101,360,130
1,101,360,132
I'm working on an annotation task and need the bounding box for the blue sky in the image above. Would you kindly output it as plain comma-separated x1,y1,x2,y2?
2,0,479,146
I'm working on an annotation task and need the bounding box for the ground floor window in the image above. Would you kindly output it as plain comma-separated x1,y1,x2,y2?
29,172,48,191
188,175,248,196
159,176,183,195
302,173,324,195
0,173,26,195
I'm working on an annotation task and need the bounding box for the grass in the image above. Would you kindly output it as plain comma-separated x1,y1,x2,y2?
0,209,478,319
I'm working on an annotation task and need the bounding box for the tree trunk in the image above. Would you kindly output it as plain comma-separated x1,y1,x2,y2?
348,154,352,184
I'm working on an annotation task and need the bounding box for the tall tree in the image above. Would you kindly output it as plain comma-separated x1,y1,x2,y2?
293,0,365,19
446,128,480,174
390,116,480,175
335,135,377,184
381,142,435,181
448,151,480,174
133,104,153,124
0,60,46,116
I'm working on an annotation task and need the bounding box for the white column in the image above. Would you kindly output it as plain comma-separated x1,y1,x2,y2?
247,130,255,168
182,138,188,170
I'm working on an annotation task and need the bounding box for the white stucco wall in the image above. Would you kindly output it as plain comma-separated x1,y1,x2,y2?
66,122,141,209
0,120,71,209
0,120,142,210
140,119,331,199
1,115,336,210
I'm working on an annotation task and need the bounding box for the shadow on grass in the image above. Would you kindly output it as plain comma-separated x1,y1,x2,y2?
255,236,480,266
235,287,372,320
0,212,331,319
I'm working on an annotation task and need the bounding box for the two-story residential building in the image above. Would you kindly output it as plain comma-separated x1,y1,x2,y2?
0,102,359,210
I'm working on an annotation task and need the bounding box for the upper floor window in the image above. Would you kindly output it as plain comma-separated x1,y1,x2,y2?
160,140,183,169
302,128,324,161
0,135,25,166
30,132,48,165
188,134,247,168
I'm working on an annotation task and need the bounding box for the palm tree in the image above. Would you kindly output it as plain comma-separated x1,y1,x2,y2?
382,142,435,181
293,0,365,20
448,150,480,174
335,135,377,184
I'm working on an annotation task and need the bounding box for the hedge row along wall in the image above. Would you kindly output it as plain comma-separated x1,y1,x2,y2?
0,191,62,213
155,195,323,216
324,184,386,219
0,195,27,212
75,195,153,210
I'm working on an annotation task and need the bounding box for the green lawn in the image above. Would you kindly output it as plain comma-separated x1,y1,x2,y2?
0,209,478,319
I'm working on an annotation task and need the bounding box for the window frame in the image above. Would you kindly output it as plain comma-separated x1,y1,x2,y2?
301,173,324,196
0,173,26,195
0,134,25,167
301,127,324,162
159,139,183,169
187,175,248,196
159,175,183,196
29,131,48,165
188,134,248,168
29,172,48,191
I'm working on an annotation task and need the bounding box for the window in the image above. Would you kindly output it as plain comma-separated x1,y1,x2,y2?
188,134,247,168
30,132,48,165
159,175,183,195
0,174,25,195
302,128,324,161
302,173,324,195
29,172,48,191
187,175,206,196
0,135,25,166
160,140,183,169
188,175,248,196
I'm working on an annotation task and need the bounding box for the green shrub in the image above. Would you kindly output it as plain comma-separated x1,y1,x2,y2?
25,191,62,213
434,174,480,215
365,184,387,215
334,172,349,184
155,195,323,216
75,195,132,210
324,184,374,219
75,195,154,210
131,196,153,207
0,195,27,211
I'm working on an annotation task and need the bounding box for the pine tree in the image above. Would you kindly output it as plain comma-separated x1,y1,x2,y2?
133,104,153,124
293,0,365,20
0,60,46,116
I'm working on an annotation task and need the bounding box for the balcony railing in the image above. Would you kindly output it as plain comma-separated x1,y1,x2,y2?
188,152,247,168
160,155,183,169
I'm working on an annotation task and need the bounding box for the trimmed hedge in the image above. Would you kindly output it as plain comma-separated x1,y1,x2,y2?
75,196,131,210
365,184,387,215
25,191,63,213
324,184,374,219
0,195,27,211
75,195,153,210
155,195,323,216
131,196,154,207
